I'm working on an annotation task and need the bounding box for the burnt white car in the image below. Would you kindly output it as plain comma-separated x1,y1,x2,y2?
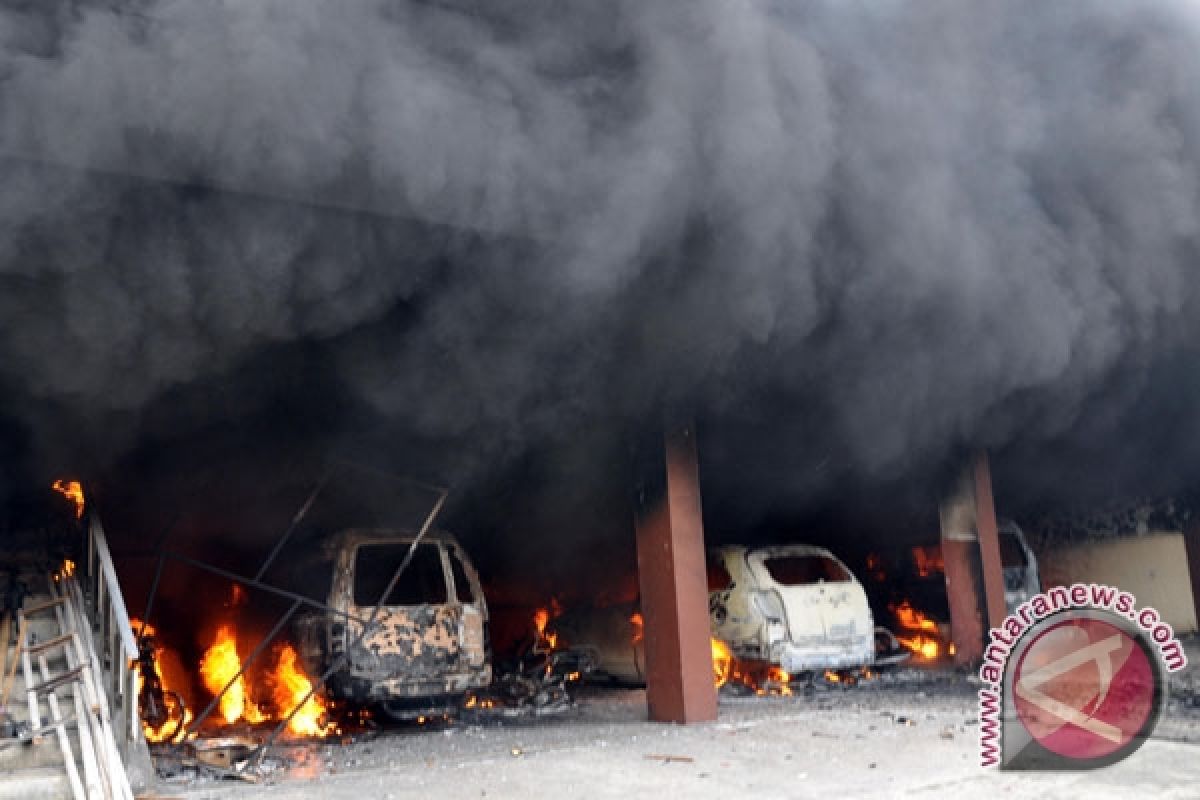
708,545,874,672
556,544,875,682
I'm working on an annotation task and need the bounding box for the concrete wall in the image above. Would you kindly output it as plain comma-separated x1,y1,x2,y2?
1038,532,1197,634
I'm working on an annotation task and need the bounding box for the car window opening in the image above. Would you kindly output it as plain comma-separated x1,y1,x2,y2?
354,543,448,605
448,550,476,603
763,555,851,585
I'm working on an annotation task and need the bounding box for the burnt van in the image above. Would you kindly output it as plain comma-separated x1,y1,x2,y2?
292,529,491,719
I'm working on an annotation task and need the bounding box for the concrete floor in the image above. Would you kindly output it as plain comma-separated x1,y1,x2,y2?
154,661,1200,800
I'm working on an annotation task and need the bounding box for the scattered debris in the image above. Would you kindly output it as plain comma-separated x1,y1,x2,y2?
462,644,594,720
151,734,297,785
644,754,694,764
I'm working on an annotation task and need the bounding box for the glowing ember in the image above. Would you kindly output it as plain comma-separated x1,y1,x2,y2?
199,624,267,725
911,545,944,578
710,638,733,688
53,559,76,583
51,479,85,519
271,644,332,736
764,666,793,696
464,694,495,710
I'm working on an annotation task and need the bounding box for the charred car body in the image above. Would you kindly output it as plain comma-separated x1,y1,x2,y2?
557,544,876,682
292,529,491,719
709,545,875,673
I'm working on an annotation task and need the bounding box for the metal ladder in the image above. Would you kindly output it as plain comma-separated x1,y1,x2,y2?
15,570,133,800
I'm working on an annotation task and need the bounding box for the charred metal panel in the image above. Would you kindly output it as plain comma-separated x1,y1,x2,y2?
350,605,462,679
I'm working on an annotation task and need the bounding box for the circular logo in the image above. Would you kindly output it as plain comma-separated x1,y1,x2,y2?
1012,616,1159,762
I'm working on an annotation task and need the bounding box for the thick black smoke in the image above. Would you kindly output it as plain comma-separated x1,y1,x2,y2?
3,1,1200,517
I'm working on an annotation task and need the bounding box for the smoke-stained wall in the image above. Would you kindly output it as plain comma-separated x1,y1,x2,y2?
3,2,1200,516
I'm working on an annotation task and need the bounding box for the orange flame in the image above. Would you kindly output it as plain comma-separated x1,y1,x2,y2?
765,666,793,696
897,633,940,660
199,625,267,725
711,638,733,689
51,480,85,519
131,618,192,744
892,600,939,633
891,600,944,660
271,645,332,736
533,606,559,651
630,612,644,644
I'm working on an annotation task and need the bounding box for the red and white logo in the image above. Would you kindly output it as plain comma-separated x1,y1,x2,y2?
1011,617,1157,762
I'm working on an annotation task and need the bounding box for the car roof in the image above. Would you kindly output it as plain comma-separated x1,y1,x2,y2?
331,528,464,548
711,543,840,559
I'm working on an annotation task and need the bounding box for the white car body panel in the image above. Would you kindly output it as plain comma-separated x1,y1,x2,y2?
710,544,874,672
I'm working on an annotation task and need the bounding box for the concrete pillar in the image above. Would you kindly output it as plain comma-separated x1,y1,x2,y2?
938,452,1007,665
939,471,985,666
633,424,718,724
973,452,1008,630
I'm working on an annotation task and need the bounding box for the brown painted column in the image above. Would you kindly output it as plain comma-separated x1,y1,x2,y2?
634,424,718,723
1184,517,1200,630
940,468,985,665
973,452,1008,630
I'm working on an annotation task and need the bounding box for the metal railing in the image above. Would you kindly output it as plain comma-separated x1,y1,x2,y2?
81,514,143,758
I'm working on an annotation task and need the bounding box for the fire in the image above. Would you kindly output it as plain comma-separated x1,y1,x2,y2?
891,600,944,660
271,645,332,736
464,694,495,710
53,559,76,583
136,593,336,740
897,633,941,661
765,666,792,696
893,600,939,633
911,545,944,578
199,624,267,725
710,638,733,689
533,605,559,651
630,612,644,644
131,618,192,744
52,479,85,519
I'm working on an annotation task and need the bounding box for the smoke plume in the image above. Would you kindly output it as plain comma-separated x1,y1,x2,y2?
3,1,1200,511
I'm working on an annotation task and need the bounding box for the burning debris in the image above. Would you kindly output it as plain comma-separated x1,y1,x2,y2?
133,618,192,744
51,479,85,519
710,638,796,697
890,601,947,662
460,603,592,719
134,593,336,746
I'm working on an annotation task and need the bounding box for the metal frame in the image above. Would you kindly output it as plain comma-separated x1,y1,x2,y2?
82,516,143,754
